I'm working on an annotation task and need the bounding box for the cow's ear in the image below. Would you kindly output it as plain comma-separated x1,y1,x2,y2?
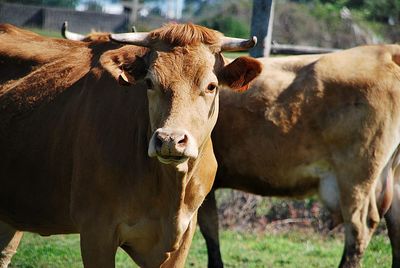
101,47,148,86
117,57,147,86
218,56,262,92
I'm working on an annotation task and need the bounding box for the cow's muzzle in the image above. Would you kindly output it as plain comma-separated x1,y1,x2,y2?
148,128,198,164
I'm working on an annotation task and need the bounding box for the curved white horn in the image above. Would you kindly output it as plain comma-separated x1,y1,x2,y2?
221,36,257,51
110,32,150,47
61,21,85,41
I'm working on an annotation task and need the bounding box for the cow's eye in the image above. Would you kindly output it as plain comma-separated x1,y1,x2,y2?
145,78,154,90
206,83,218,93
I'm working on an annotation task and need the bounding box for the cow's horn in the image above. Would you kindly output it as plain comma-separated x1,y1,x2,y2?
221,36,257,51
110,32,150,47
62,21,85,41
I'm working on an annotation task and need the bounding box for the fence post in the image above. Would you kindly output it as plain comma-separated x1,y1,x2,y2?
130,0,139,24
250,0,275,58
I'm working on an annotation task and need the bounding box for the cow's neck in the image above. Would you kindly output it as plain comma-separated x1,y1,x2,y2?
120,130,210,265
154,135,209,236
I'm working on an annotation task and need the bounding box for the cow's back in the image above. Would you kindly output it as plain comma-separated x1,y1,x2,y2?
0,24,89,84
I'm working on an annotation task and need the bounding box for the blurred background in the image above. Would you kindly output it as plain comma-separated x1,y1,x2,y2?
0,0,398,49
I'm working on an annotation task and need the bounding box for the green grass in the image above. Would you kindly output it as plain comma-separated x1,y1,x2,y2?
27,28,61,38
10,228,391,268
222,51,248,59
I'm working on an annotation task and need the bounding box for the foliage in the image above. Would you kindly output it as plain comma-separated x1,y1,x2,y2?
364,0,400,24
216,189,333,232
273,1,388,47
199,16,249,38
274,2,327,46
194,0,252,38
86,0,103,12
289,0,400,25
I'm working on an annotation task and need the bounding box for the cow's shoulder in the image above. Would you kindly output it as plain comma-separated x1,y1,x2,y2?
0,24,88,62
0,24,93,85
0,23,41,38
218,54,322,116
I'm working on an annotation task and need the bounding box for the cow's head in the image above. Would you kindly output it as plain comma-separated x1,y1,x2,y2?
100,23,262,168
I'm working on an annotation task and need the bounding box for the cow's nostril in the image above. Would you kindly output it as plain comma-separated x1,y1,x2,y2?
178,134,188,146
155,134,163,151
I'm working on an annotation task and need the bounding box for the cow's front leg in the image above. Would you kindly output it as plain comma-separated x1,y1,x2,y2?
198,190,223,268
120,215,198,268
80,227,118,268
0,221,23,268
160,213,197,268
339,185,380,268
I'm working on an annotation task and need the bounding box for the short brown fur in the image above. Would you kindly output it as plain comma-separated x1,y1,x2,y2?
0,24,261,268
199,45,400,268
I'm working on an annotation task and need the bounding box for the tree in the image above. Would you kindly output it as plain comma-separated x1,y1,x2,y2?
200,16,249,38
86,0,103,12
195,0,252,38
365,0,400,25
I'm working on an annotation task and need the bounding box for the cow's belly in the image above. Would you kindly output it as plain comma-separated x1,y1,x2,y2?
218,160,341,212
0,163,75,234
292,160,340,211
0,201,75,235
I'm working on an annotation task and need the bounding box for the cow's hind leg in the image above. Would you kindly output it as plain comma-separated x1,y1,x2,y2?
339,193,380,268
0,222,23,268
198,190,223,268
385,172,400,268
337,171,381,268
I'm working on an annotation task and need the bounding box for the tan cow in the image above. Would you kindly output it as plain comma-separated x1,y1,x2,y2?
0,24,261,267
198,47,400,268
60,25,400,267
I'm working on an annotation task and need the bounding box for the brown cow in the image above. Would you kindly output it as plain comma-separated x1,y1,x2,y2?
60,26,400,267
0,24,262,267
198,47,400,268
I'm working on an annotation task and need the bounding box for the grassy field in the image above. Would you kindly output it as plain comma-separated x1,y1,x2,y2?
10,228,391,268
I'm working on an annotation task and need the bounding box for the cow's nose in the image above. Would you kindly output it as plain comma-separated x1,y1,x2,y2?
148,128,198,162
154,129,188,156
